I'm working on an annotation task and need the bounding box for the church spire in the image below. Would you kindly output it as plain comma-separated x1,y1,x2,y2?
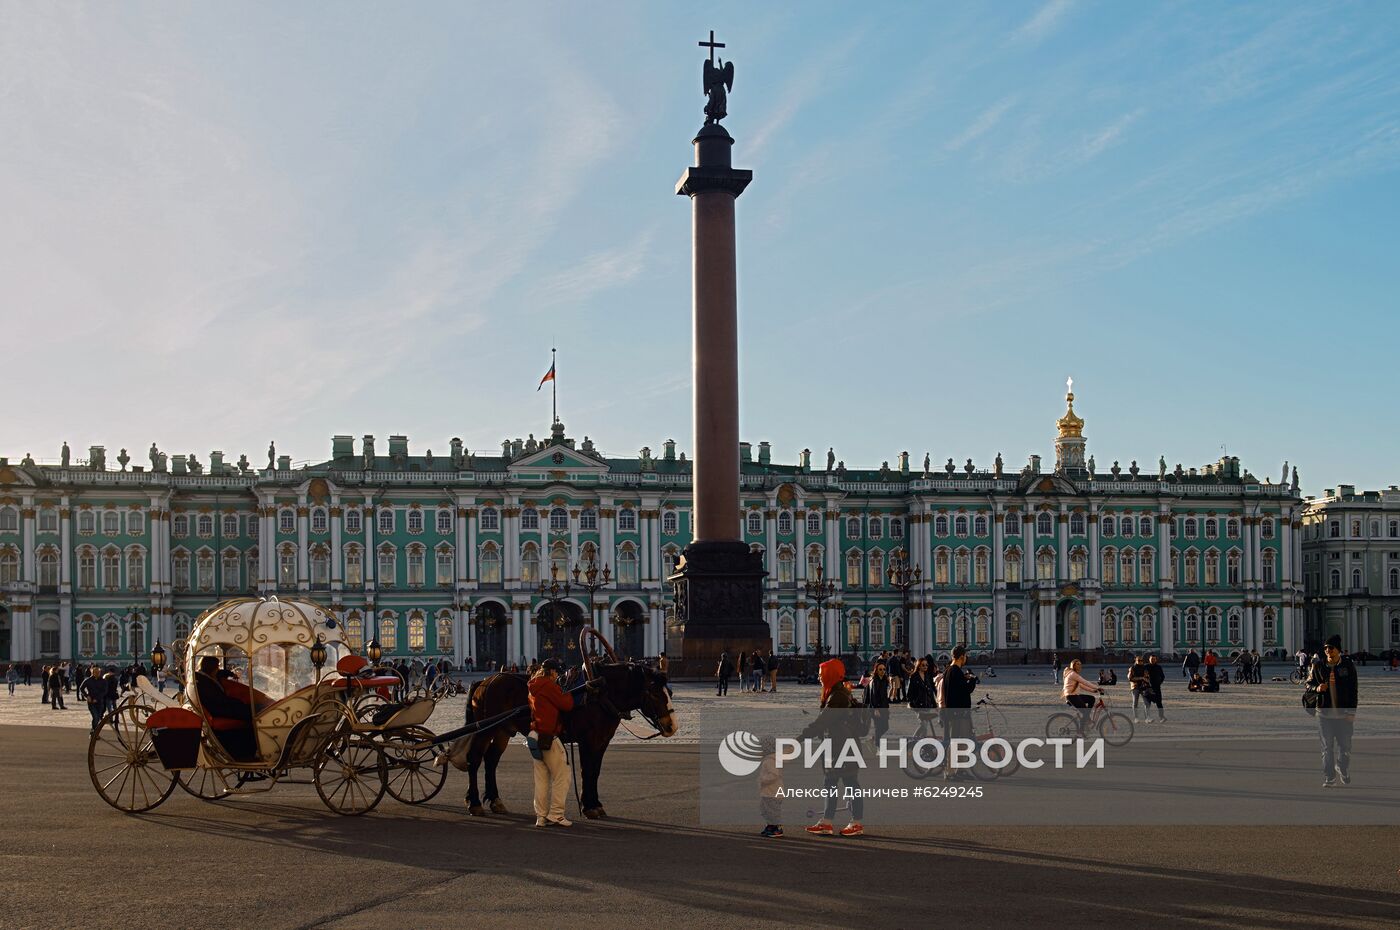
1055,377,1087,474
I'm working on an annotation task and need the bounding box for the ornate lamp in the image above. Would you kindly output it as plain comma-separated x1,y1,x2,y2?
150,640,166,673
367,638,383,664
310,634,328,674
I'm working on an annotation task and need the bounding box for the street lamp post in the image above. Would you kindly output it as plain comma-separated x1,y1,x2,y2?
886,548,920,653
954,600,974,649
571,560,612,647
537,564,573,662
1196,599,1211,661
1307,596,1328,654
803,564,837,667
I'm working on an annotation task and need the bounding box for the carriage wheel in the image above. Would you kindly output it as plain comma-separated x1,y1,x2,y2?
88,704,177,814
314,735,386,815
177,766,238,801
383,726,447,805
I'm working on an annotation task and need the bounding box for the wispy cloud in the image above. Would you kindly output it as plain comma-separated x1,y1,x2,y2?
946,96,1017,151
1013,0,1076,47
531,227,656,308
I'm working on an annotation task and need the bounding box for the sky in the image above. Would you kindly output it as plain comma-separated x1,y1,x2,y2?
3,1,1398,495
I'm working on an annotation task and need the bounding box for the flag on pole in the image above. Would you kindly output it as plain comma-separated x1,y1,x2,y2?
537,361,556,391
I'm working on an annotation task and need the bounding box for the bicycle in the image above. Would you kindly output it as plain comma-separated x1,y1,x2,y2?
1045,694,1134,747
1289,666,1308,685
971,694,1020,778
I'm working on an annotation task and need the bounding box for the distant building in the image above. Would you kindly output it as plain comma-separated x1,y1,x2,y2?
0,387,1305,666
1300,485,1400,654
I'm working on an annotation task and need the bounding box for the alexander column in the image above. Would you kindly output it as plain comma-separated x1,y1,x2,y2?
671,31,771,670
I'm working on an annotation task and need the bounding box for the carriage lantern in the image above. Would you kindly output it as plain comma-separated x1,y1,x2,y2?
150,640,166,673
310,634,328,674
367,638,383,664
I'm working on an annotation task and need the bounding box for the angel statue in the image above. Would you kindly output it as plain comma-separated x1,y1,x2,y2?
703,51,734,123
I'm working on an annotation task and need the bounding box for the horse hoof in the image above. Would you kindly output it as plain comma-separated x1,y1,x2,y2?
467,804,487,817
489,800,508,814
583,807,604,820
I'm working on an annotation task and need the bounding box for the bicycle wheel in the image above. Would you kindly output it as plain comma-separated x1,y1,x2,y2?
1097,712,1135,747
1045,713,1081,740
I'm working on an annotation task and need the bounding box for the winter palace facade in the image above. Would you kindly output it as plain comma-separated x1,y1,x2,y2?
0,389,1308,667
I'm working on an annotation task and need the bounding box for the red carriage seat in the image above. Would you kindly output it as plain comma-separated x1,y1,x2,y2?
337,655,370,675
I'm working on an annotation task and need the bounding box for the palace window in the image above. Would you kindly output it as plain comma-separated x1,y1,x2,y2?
438,509,454,534
479,545,501,585
747,512,764,536
0,549,17,584
345,612,364,652
345,547,363,586
102,549,121,590
1120,611,1136,644
1069,548,1086,581
280,548,297,587
579,508,597,530
954,515,968,537
778,612,795,649
196,552,214,591
377,548,396,586
127,549,145,590
1070,513,1086,536
480,508,499,531
437,613,454,652
934,548,950,584
618,546,639,585
1005,548,1021,584
378,508,394,534
891,517,905,539
311,548,329,586
1204,550,1219,586
1260,517,1275,539
1120,548,1134,585
38,551,59,587
1037,513,1053,537
221,514,238,537
936,610,952,647
662,510,678,536
847,615,863,651
954,548,970,586
407,612,426,652
618,509,637,532
517,508,537,531
1184,550,1199,587
311,509,328,533
1139,608,1156,644
1329,521,1339,538
807,609,820,649
1101,547,1117,585
1329,568,1341,592
103,620,121,656
405,548,425,586
868,613,885,649
1102,609,1116,645
246,550,258,587
1204,518,1218,539
1139,548,1154,585
549,508,569,532
379,613,398,652
127,511,145,535
1352,568,1363,590
1183,518,1197,538
806,511,821,536
1036,548,1054,580
778,547,795,584
102,511,120,535
407,510,424,534
1003,513,1019,536
345,509,362,533
847,517,861,538
550,542,569,579
38,508,58,533
194,514,212,538
975,548,990,585
522,544,541,584
1390,567,1399,593
1227,551,1241,585
171,514,188,537
847,551,863,587
868,550,885,587
1351,519,1362,537
971,515,986,536
934,515,949,536
172,551,190,591
777,511,793,535
868,518,883,540
78,511,96,534
436,547,454,585
280,509,297,533
223,550,241,589
1261,550,1276,584
662,545,679,578
0,508,19,533
1226,518,1240,539
1390,520,1399,539
79,617,97,657
248,514,259,537
1006,611,1022,644
1262,608,1277,645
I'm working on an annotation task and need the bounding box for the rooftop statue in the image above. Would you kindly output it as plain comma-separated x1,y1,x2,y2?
700,31,734,124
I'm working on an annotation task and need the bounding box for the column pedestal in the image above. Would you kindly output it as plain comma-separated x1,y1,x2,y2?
670,540,769,675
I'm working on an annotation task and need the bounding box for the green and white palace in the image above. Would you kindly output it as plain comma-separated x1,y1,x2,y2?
0,389,1307,667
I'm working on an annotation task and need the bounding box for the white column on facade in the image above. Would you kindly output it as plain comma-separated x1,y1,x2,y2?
992,506,1005,648
1159,508,1172,587
455,502,468,584
59,600,73,660
330,494,343,589
296,494,309,587
765,504,777,582
650,508,662,585
1057,505,1069,580
795,498,807,584
505,498,520,585
1280,509,1294,584
363,495,376,588
59,496,72,592
1088,505,1100,582
601,501,616,575
21,495,35,581
826,507,839,579
1023,512,1035,586
569,509,580,567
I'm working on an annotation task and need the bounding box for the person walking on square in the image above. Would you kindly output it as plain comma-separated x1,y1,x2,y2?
1052,653,1063,684
1308,634,1358,788
716,652,733,696
40,665,51,705
79,667,106,732
5,665,16,696
1146,654,1167,722
768,654,780,694
1128,655,1149,722
737,651,749,693
803,682,865,837
50,666,66,709
751,651,766,694
1183,649,1200,680
886,651,902,705
940,645,979,779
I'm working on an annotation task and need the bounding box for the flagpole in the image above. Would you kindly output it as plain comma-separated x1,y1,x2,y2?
551,346,557,424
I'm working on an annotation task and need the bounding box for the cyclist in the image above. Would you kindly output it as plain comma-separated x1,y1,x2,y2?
1061,658,1102,732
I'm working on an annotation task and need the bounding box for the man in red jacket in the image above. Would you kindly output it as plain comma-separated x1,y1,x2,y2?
528,658,575,827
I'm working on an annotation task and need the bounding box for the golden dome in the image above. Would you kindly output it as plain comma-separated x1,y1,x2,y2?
1057,382,1084,438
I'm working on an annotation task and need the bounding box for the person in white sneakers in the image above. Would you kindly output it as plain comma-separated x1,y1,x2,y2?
528,658,574,827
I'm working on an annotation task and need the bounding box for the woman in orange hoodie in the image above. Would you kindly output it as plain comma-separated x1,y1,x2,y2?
528,658,575,827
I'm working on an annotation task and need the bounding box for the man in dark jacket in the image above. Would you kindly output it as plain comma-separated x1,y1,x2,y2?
1145,654,1166,721
1309,634,1358,787
1183,650,1200,680
905,658,937,739
716,653,733,696
939,645,978,779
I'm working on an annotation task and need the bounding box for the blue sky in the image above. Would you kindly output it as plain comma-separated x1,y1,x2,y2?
3,1,1398,494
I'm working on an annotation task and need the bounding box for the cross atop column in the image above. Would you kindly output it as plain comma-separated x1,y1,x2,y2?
699,29,725,64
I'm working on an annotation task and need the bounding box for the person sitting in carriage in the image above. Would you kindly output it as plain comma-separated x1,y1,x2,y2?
194,656,257,761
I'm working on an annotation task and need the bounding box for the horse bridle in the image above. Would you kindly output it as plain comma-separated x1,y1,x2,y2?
578,625,668,740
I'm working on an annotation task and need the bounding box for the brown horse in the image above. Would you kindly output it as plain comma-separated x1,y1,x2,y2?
447,660,676,818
